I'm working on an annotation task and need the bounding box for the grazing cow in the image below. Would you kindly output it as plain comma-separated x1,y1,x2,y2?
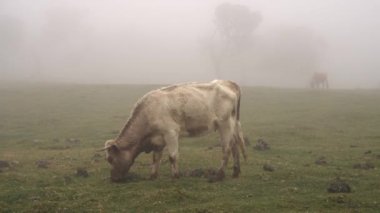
310,72,329,89
102,80,246,182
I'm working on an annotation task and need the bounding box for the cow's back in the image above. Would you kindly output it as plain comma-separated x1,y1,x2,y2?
143,80,239,137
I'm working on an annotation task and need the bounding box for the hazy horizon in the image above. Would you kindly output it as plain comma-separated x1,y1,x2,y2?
1,0,380,88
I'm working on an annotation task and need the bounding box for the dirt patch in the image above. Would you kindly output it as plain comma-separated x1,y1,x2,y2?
207,172,224,183
263,164,275,172
0,160,11,172
327,177,351,193
254,138,270,151
76,168,89,177
327,194,357,206
315,156,328,165
36,160,49,169
178,168,221,182
188,168,205,177
181,168,219,179
353,162,375,170
364,150,372,154
123,173,142,182
0,160,10,168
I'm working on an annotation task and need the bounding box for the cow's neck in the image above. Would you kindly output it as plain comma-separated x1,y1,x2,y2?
115,115,149,150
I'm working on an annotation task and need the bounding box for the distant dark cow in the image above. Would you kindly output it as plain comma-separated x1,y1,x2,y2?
310,72,329,89
101,80,246,182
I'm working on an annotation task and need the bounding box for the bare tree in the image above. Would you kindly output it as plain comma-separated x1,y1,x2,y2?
215,3,261,52
203,3,261,78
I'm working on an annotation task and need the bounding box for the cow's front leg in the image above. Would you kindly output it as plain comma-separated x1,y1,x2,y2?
150,150,163,180
164,130,180,179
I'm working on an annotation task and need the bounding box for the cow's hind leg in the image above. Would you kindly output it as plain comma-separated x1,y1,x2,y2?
164,129,180,179
231,140,240,178
213,119,234,181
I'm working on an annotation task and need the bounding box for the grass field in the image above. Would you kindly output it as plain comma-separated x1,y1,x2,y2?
0,82,379,212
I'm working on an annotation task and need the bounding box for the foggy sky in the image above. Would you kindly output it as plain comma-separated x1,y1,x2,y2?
1,0,380,88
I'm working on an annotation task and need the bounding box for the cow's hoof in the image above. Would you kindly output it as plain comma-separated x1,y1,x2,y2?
232,166,240,178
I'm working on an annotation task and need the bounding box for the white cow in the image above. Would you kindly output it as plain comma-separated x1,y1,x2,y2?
102,80,246,182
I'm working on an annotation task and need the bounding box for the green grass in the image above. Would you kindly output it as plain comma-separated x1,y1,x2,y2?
1,82,380,212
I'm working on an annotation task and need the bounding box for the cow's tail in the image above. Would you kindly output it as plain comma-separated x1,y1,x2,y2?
235,121,247,162
234,84,247,162
237,87,241,121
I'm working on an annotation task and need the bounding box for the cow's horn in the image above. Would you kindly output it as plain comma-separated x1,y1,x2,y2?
97,144,113,152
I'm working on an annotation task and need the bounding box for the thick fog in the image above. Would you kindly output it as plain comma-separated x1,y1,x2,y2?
1,0,379,88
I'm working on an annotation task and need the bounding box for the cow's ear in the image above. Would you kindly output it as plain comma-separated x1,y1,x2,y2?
101,139,118,153
108,144,119,153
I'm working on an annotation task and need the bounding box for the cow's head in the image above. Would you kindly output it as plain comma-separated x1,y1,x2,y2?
103,139,134,182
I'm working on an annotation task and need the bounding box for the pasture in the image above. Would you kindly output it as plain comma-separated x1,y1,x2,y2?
0,82,379,212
